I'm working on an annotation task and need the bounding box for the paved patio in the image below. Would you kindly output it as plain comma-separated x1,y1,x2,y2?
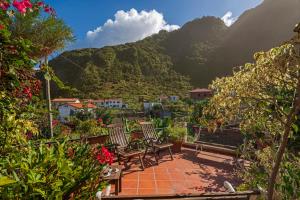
106,147,241,196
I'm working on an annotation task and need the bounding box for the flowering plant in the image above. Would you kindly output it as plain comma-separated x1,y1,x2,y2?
95,146,114,165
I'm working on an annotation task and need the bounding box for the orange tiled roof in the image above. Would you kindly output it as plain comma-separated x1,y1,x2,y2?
189,88,212,93
67,103,96,109
52,98,79,102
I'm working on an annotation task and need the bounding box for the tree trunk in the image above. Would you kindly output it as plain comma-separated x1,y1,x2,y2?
45,57,54,138
267,80,300,200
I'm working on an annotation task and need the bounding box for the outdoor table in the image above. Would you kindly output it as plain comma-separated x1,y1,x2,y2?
101,165,123,195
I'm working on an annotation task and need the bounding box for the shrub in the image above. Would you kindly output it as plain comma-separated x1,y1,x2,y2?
0,139,113,199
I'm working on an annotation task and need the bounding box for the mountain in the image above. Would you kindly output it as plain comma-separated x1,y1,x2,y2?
208,0,300,80
49,0,300,106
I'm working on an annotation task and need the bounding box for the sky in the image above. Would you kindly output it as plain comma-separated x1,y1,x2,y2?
46,0,263,50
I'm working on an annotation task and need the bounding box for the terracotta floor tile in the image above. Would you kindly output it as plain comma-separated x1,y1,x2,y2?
156,180,173,189
169,173,186,181
139,180,156,189
154,167,168,173
155,173,170,180
120,188,138,195
157,188,175,194
120,148,241,196
138,188,157,195
122,180,138,189
142,167,154,173
139,173,155,180
122,172,138,180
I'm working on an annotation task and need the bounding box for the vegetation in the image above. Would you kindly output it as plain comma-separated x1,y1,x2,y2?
204,41,300,199
0,1,113,199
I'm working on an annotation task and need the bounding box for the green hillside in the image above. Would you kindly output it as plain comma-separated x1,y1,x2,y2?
49,0,300,106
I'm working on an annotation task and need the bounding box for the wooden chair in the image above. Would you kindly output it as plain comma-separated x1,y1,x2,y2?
139,122,173,164
108,124,145,170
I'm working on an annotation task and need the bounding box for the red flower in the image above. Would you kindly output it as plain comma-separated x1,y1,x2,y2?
0,24,5,31
22,87,32,99
0,1,10,10
37,1,44,7
96,146,114,165
52,119,59,127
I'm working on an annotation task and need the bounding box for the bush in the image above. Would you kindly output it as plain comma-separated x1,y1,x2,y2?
76,119,107,136
0,139,113,199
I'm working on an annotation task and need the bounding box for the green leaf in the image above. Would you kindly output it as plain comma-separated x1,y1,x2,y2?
44,72,51,80
0,176,16,187
292,124,299,133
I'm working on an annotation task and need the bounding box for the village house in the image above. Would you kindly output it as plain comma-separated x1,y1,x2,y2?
58,102,97,122
189,88,213,100
169,95,179,102
93,98,125,108
158,95,180,102
51,98,80,109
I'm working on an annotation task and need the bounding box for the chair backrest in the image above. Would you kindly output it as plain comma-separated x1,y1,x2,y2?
108,124,128,148
192,125,201,142
139,122,158,141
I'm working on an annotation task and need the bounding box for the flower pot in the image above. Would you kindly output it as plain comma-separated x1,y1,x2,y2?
86,135,109,145
171,140,183,153
96,191,102,199
131,131,143,140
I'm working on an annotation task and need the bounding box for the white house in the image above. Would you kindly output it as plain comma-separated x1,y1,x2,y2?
143,102,162,111
169,95,179,102
58,102,96,122
92,98,125,108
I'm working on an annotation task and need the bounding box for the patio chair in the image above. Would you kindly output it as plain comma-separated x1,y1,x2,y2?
139,122,173,164
108,124,145,170
192,125,203,155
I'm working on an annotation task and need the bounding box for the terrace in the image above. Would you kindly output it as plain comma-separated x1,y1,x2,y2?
99,146,258,199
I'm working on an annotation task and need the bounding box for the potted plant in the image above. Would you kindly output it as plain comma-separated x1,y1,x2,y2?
166,126,187,153
124,119,143,140
77,119,109,144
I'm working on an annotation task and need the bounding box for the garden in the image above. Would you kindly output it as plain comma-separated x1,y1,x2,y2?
1,1,300,200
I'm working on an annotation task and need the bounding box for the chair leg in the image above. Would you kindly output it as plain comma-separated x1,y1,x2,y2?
124,158,129,169
154,149,159,165
168,147,173,160
143,146,148,159
117,154,121,165
139,154,145,170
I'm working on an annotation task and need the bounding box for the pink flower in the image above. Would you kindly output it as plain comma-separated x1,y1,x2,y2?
23,0,32,8
12,0,27,14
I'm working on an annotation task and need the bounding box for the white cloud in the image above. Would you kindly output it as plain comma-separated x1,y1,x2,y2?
221,11,237,26
83,8,179,48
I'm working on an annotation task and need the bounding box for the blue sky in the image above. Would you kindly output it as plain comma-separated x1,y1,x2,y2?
46,0,263,49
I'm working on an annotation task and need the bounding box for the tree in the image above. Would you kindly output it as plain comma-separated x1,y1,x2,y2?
204,32,300,199
10,12,74,137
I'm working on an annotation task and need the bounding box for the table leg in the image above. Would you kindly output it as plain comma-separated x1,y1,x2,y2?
115,180,119,195
119,176,122,192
